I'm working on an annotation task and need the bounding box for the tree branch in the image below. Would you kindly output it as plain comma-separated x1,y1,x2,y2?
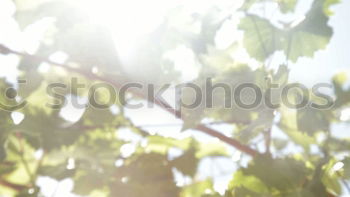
0,44,259,157
0,179,28,191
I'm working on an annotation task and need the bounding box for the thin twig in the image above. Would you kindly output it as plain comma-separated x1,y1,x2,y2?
264,128,271,154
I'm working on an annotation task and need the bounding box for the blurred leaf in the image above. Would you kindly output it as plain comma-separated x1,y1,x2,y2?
146,136,192,154
279,107,316,149
196,142,229,158
73,171,107,195
0,162,16,175
272,138,289,150
323,0,341,16
181,180,217,197
112,153,179,197
171,148,198,177
242,155,309,191
17,108,83,150
38,163,75,181
240,0,334,63
279,0,298,13
297,107,330,136
239,15,282,61
229,170,269,194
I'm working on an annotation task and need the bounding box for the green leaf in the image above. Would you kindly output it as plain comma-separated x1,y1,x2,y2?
332,72,350,107
240,0,334,63
287,30,331,62
278,0,298,13
322,173,341,195
171,148,198,177
0,145,6,162
272,138,289,150
287,0,333,62
196,142,229,158
17,108,83,150
229,170,269,193
230,187,263,197
323,0,341,16
238,110,274,143
145,136,192,154
206,65,259,124
39,163,75,181
239,0,261,11
16,187,40,197
0,162,17,175
181,180,217,197
279,107,316,149
342,157,350,179
73,171,107,195
239,15,283,61
242,155,309,191
297,107,329,136
18,71,43,99
112,153,179,197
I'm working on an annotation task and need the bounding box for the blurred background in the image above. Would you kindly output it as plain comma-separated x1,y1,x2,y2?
0,0,350,196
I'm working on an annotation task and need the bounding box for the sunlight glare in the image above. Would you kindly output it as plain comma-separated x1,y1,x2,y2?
81,0,171,57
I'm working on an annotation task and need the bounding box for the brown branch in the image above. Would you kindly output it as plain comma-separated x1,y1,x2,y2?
0,179,28,191
0,44,259,157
